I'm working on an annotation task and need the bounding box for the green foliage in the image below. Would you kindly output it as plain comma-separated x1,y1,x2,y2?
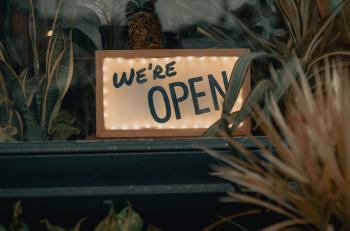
0,126,17,142
8,202,30,231
0,201,150,231
203,0,350,136
95,202,143,231
0,0,79,141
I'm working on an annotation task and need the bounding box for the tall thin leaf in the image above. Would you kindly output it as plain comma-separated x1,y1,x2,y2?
28,0,40,78
0,61,41,140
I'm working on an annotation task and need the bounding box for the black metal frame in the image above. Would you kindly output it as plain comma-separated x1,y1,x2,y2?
0,137,271,230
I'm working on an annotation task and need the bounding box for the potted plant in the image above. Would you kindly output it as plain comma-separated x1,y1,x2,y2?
200,0,350,136
0,0,79,141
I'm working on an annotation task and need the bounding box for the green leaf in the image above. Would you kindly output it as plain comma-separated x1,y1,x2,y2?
0,42,5,61
303,0,350,64
58,6,102,50
204,79,274,136
0,225,7,231
202,115,228,137
12,110,24,140
222,52,281,128
0,126,17,142
52,111,76,126
42,32,66,129
28,0,40,78
276,0,301,44
5,37,21,65
71,219,86,231
48,33,74,131
51,123,80,140
228,79,275,133
0,70,10,125
0,60,42,141
10,201,30,231
94,203,118,231
116,204,143,231
23,76,41,107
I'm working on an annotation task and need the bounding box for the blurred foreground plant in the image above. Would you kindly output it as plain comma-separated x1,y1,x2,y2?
0,0,80,141
206,59,350,230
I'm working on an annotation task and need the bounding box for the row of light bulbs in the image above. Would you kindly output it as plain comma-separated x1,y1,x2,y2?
105,123,243,130
106,123,210,130
104,56,234,65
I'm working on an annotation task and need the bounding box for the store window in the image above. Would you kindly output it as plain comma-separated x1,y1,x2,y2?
1,0,348,142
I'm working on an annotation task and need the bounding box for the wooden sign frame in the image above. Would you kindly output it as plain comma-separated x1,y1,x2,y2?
96,49,250,138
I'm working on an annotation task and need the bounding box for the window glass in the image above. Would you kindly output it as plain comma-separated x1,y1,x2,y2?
5,0,347,142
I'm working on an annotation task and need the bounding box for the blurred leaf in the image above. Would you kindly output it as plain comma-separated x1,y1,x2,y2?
52,111,76,126
94,203,118,231
50,111,80,140
0,225,7,231
94,202,143,231
315,0,343,17
203,112,237,137
28,0,40,78
4,38,21,66
81,0,110,25
276,0,301,43
228,79,275,133
224,12,277,53
71,219,86,231
0,42,5,61
59,6,102,49
0,126,17,142
10,201,30,231
23,76,41,107
303,0,350,63
40,218,85,231
13,110,24,140
116,204,143,231
227,0,257,11
51,123,80,140
40,220,68,231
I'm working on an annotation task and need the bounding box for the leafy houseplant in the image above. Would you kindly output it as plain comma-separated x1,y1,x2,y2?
202,0,350,136
0,0,80,141
206,59,350,230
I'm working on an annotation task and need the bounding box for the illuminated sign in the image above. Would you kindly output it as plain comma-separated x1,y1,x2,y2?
96,49,250,138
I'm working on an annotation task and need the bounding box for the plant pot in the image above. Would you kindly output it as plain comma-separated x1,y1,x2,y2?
99,25,128,50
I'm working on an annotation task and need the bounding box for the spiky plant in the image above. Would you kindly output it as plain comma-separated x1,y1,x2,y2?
0,0,80,141
206,59,350,230
202,0,350,136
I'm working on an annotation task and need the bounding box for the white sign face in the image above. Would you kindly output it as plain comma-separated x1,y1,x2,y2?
96,49,250,138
